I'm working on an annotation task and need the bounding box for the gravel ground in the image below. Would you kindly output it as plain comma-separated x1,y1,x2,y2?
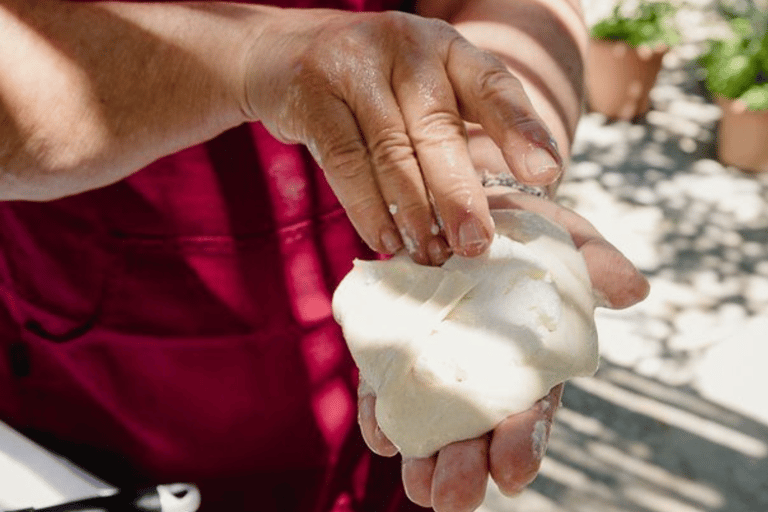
479,2,768,511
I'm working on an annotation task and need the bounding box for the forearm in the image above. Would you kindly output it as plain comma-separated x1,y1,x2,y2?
417,0,588,174
0,0,263,200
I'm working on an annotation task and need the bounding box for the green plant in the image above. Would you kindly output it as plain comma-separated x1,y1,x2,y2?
590,0,680,48
699,6,768,110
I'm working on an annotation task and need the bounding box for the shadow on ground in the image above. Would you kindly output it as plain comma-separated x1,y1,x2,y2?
481,52,768,512
532,362,768,512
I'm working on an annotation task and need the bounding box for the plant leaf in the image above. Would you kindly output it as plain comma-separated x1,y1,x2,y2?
739,83,768,110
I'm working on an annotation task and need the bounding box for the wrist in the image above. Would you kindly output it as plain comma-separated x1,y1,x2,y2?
240,7,347,128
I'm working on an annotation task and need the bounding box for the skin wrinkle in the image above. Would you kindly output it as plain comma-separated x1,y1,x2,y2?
300,13,465,258
368,126,415,174
363,14,494,258
314,125,368,179
459,29,576,152
437,178,475,211
374,166,429,216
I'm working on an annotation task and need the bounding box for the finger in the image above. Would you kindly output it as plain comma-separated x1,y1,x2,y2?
402,456,437,508
579,238,650,309
446,38,563,186
307,96,404,256
490,384,563,496
392,43,494,258
486,191,650,308
357,392,398,457
345,63,451,266
431,437,489,512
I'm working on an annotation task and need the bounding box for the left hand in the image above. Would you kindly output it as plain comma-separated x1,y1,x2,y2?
244,9,564,265
357,192,650,511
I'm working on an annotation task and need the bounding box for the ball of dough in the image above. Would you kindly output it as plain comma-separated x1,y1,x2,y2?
332,209,598,458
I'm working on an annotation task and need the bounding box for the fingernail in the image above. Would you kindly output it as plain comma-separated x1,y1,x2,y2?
428,237,451,266
520,122,560,154
458,218,490,255
381,228,402,254
499,487,525,498
525,147,561,180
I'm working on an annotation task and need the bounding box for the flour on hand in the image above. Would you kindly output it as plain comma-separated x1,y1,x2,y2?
332,210,598,458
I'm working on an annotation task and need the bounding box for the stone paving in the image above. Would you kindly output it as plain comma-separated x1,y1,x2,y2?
480,2,768,511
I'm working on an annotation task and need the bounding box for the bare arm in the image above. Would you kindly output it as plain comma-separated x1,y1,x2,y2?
0,0,268,200
1,2,566,264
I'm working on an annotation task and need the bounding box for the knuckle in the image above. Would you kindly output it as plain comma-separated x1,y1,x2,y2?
475,65,521,101
472,68,539,128
420,15,458,39
394,201,433,224
410,111,467,146
320,136,369,176
433,181,475,209
375,10,414,32
377,10,451,37
369,128,416,171
343,192,381,218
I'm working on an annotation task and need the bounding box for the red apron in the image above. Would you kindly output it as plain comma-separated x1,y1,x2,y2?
0,1,422,508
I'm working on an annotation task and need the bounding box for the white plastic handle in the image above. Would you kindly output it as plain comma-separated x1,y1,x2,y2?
156,484,201,512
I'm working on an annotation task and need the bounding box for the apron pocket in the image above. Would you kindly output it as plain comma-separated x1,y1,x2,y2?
101,233,292,337
18,325,330,483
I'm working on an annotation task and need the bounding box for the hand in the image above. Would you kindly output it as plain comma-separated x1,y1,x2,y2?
244,9,563,265
357,192,650,511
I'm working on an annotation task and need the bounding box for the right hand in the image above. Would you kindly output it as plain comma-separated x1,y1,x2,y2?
243,9,563,265
357,192,650,511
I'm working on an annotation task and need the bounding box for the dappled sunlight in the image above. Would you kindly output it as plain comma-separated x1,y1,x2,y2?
481,2,768,508
480,363,768,512
570,377,767,459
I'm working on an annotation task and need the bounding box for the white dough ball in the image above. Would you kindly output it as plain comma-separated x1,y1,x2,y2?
332,209,598,458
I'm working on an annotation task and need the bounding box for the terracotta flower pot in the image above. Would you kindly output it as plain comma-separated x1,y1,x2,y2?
715,95,768,173
586,38,667,121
